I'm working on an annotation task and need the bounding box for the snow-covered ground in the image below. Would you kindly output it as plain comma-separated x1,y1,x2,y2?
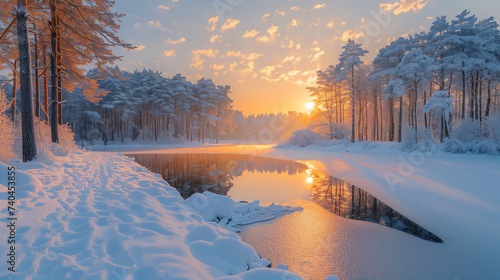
0,149,316,280
1,141,498,279
102,142,500,279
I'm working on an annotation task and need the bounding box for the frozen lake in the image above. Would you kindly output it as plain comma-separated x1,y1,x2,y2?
128,153,447,280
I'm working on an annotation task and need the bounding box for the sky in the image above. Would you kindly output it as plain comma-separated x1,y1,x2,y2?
111,0,500,115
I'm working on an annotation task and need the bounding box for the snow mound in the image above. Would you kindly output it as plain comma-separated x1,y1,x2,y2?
185,191,303,231
0,163,43,199
287,129,323,147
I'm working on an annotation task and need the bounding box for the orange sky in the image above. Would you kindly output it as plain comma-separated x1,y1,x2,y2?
112,0,499,115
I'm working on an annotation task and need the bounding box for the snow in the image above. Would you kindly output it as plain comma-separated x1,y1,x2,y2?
1,135,498,279
109,144,500,279
0,89,15,162
0,150,311,280
185,192,303,231
288,129,323,147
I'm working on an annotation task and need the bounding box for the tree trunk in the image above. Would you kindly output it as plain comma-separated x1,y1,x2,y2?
470,72,474,119
389,97,395,141
474,70,479,120
11,59,17,123
479,76,483,123
398,96,403,143
50,0,59,143
414,81,418,144
44,50,49,125
351,66,355,143
423,86,428,129
17,3,37,162
440,114,444,143
57,22,63,125
34,33,40,118
485,79,492,117
461,69,466,119
373,90,378,141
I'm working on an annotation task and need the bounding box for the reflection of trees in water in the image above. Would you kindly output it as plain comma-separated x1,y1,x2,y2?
129,154,442,243
309,170,443,243
128,154,307,199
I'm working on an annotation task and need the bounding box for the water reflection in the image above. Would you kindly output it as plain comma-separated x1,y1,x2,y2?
127,154,306,199
308,169,443,243
127,153,442,242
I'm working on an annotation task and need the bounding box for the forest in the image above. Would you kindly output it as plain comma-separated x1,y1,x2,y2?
307,10,500,149
61,68,309,145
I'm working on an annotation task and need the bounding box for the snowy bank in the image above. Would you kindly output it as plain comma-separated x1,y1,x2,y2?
0,150,319,280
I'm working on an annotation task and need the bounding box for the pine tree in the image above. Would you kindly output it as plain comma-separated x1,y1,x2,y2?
334,39,369,143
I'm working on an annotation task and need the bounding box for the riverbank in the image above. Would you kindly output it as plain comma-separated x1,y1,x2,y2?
0,149,312,279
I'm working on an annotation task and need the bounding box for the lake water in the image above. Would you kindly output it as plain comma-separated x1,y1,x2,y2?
127,153,444,280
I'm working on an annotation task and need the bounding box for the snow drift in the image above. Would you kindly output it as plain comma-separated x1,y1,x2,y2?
0,151,317,280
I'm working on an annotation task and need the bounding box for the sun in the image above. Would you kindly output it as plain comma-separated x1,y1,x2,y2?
305,102,315,113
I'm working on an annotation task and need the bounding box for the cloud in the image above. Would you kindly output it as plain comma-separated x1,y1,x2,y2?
211,64,225,70
147,20,172,32
261,13,270,22
341,29,364,41
290,6,299,11
210,35,221,43
148,20,161,27
229,62,238,71
294,75,317,87
282,56,296,63
313,3,327,10
288,19,298,27
380,0,432,15
243,30,259,38
256,36,270,43
311,47,325,61
327,21,334,28
240,62,255,74
193,49,219,57
222,18,240,32
280,40,294,49
267,25,279,37
256,25,279,43
190,49,219,69
260,65,282,76
135,45,146,51
207,16,219,31
223,51,264,63
241,53,264,61
164,50,176,56
224,51,242,57
158,4,170,10
275,9,286,16
165,37,186,45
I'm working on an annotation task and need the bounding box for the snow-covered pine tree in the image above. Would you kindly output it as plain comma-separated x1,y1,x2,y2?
334,39,368,143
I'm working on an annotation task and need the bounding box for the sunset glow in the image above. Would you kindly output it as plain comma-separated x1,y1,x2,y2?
0,0,498,279
111,0,497,114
